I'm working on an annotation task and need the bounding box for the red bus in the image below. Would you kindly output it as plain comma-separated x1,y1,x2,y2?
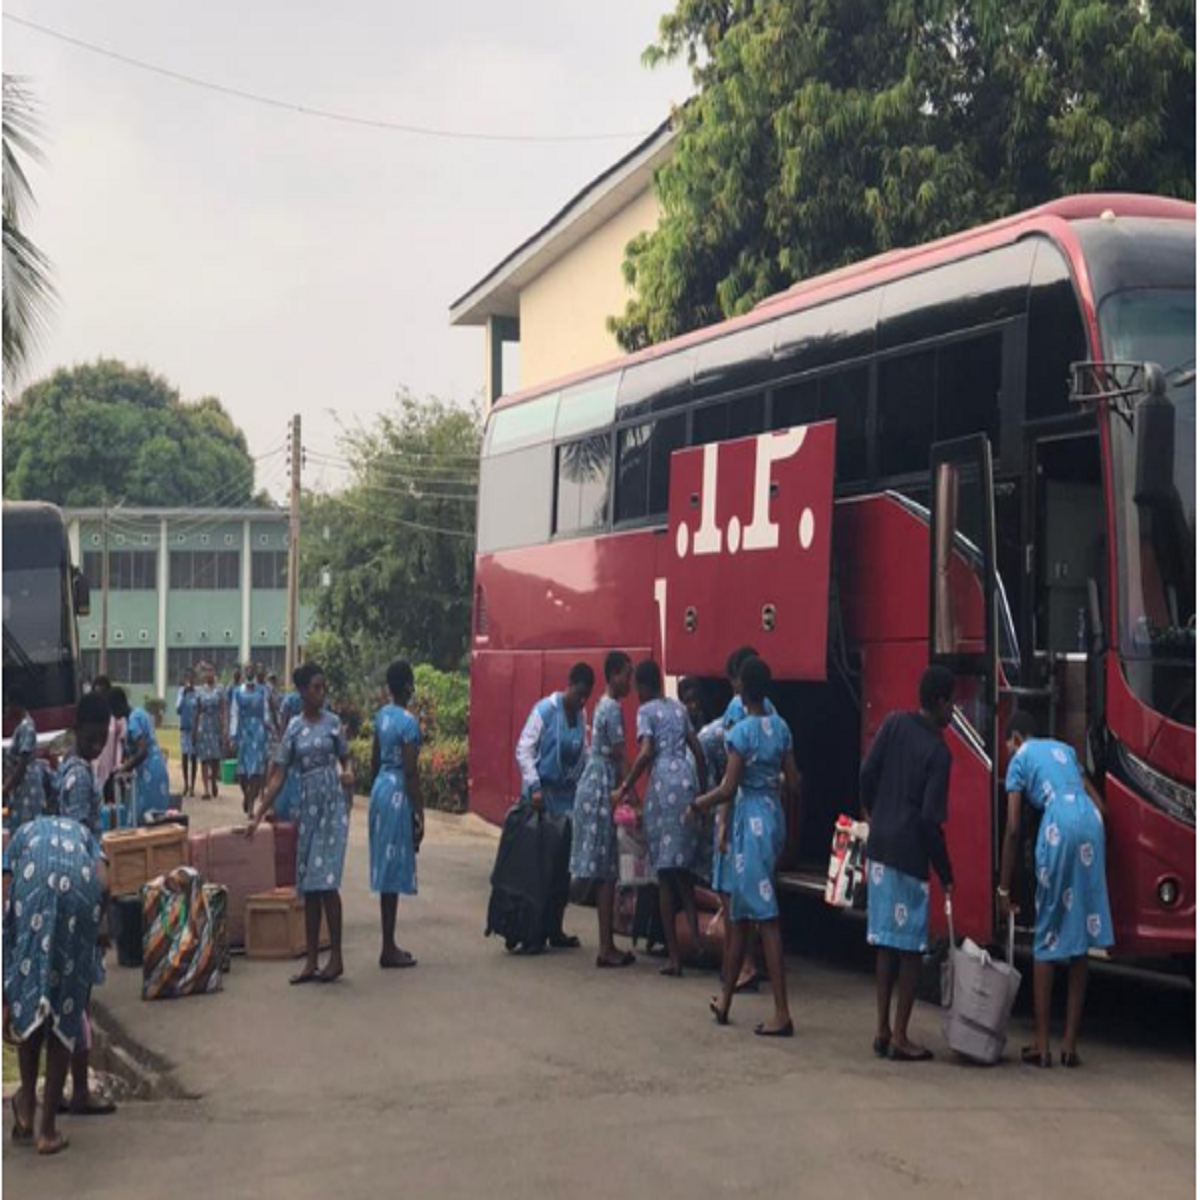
2,502,89,745
469,194,1195,967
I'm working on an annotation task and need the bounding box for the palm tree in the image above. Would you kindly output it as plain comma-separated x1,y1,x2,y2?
3,75,55,393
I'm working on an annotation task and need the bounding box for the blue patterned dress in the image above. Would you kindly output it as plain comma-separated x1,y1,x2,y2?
194,685,224,763
368,704,421,895
124,708,172,823
273,692,304,823
277,711,350,893
235,686,269,779
55,755,101,834
5,715,46,829
637,698,700,876
726,714,791,922
1006,739,1114,962
176,687,199,758
3,816,104,1050
569,696,626,882
696,718,728,889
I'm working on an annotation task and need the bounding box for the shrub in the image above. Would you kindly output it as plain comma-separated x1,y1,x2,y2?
349,735,373,796
419,736,468,813
414,665,469,741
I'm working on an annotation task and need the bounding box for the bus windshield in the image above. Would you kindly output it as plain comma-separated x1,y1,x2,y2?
1101,287,1196,726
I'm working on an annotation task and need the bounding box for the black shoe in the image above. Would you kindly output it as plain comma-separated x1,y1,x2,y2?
548,934,581,949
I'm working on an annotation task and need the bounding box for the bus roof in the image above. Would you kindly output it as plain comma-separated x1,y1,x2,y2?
2,501,66,529
492,193,1194,414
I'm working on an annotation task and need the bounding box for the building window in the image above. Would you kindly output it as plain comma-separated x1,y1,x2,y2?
81,550,157,591
81,647,155,685
554,434,611,536
251,550,288,589
170,550,240,590
166,646,241,680
249,647,287,678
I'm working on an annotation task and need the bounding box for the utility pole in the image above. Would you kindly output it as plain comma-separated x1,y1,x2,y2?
99,500,110,676
285,415,302,684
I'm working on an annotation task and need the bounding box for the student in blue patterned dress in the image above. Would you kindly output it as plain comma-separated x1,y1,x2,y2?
107,689,171,825
250,664,355,984
176,669,199,799
614,660,708,978
193,664,225,801
234,664,270,817
859,665,955,1062
999,712,1114,1069
4,684,47,828
570,651,636,969
368,660,425,970
692,656,802,1037
273,686,305,823
515,662,595,950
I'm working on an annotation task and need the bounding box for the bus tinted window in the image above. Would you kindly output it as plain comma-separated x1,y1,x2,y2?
648,414,688,515
477,445,553,552
694,322,775,397
728,393,766,440
554,434,611,536
773,290,878,372
937,333,1003,445
878,350,937,476
692,394,766,447
488,393,559,455
556,375,618,441
772,367,869,482
615,424,651,523
1026,241,1086,422
617,351,696,416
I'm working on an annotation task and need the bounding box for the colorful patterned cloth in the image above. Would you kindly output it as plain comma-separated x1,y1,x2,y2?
4,715,46,828
569,696,625,882
124,708,171,823
368,704,421,895
142,866,225,1000
636,698,699,876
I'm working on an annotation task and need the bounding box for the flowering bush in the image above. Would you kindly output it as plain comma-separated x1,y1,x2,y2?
419,736,469,813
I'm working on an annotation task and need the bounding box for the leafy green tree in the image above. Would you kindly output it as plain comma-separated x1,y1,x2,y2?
3,75,56,391
303,391,481,674
3,359,257,506
614,0,1196,348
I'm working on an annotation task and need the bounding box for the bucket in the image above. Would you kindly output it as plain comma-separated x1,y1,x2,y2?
220,760,237,785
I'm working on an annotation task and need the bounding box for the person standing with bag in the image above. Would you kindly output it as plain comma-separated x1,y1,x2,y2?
998,712,1113,1068
514,663,595,950
860,665,955,1062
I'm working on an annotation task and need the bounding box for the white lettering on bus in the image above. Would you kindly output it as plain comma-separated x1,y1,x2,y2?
742,428,807,552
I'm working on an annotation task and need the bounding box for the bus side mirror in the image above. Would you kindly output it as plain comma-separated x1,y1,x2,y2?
1134,362,1176,506
72,567,91,617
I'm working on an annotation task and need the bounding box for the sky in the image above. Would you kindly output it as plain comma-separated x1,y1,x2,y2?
2,2,691,497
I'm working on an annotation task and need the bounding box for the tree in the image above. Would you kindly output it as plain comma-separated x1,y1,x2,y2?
3,75,56,391
613,0,1196,349
2,358,257,506
303,391,481,677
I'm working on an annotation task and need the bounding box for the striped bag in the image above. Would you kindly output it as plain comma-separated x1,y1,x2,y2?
141,866,225,1000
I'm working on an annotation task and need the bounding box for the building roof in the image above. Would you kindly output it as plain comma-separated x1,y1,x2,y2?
63,506,287,522
449,118,677,327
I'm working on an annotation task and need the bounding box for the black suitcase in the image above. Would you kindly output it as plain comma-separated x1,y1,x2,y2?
485,804,571,953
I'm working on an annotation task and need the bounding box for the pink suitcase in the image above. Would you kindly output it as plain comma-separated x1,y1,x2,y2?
189,825,277,947
271,820,297,889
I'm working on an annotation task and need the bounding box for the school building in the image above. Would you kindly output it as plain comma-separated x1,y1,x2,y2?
63,506,316,718
450,118,676,409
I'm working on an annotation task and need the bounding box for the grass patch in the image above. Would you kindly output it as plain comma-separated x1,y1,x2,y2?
156,726,181,762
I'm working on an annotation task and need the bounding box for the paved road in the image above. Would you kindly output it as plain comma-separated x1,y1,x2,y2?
4,788,1194,1199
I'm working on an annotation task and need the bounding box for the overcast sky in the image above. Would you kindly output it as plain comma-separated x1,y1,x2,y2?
3,2,690,496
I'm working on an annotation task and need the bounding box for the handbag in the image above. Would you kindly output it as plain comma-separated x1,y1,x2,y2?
824,813,868,909
942,900,1022,1064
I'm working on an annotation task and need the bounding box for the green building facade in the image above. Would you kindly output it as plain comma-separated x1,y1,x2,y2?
64,507,315,720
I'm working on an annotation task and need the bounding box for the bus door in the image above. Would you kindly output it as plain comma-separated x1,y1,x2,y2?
928,434,1003,945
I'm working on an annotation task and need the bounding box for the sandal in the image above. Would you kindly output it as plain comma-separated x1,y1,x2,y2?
887,1043,933,1062
872,1035,891,1059
1020,1046,1053,1068
733,975,761,995
36,1133,69,1157
595,952,635,969
10,1093,33,1144
754,1021,795,1039
289,970,321,986
709,998,730,1026
1060,1050,1083,1068
379,951,418,969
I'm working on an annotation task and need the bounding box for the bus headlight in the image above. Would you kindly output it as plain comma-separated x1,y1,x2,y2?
1117,743,1196,828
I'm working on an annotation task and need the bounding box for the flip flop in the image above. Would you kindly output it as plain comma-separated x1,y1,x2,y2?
754,1021,795,1039
58,1098,117,1116
379,952,418,969
289,970,321,986
709,998,730,1026
36,1133,69,1156
888,1043,933,1062
1021,1046,1053,1068
10,1094,33,1144
317,968,344,984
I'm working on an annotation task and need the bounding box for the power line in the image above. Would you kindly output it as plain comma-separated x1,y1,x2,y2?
323,493,475,539
5,12,652,145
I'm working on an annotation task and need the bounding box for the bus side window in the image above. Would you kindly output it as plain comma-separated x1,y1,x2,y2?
936,333,1002,445
648,413,687,516
554,434,612,537
615,424,652,523
878,350,937,477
